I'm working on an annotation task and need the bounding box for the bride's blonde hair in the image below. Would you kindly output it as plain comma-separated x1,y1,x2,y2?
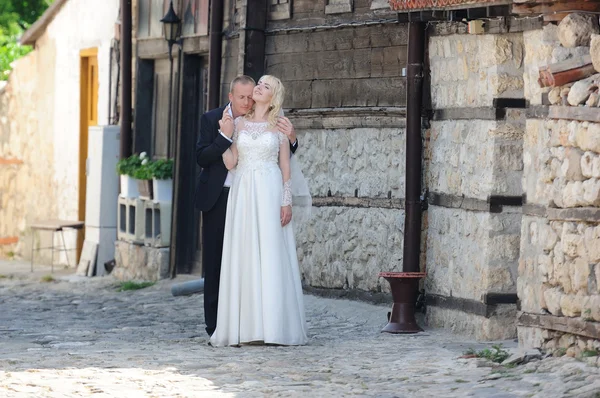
245,75,285,126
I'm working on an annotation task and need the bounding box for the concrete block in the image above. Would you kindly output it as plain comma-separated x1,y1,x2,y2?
144,200,172,248
117,196,145,244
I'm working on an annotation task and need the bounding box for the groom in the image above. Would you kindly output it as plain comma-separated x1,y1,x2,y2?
195,75,299,336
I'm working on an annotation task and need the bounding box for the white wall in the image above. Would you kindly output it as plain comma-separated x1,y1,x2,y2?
40,0,119,260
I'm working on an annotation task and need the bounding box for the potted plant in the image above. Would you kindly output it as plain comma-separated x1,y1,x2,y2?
116,154,142,198
134,152,154,200
150,158,174,202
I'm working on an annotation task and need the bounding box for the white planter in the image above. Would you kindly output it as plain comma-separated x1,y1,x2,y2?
153,178,173,203
120,175,139,198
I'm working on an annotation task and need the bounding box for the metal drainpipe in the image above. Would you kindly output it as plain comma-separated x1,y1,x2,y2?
402,21,425,274
208,0,224,110
120,0,132,158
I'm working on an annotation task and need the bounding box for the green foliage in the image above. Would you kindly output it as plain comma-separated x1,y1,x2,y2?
149,158,174,180
118,281,155,291
0,0,54,80
582,350,598,358
41,274,54,282
463,344,510,364
116,154,142,176
116,153,174,180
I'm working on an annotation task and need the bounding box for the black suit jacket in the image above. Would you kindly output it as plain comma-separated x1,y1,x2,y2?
195,106,298,212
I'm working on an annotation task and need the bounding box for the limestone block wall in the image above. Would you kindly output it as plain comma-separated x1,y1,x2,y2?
517,21,600,356
424,31,525,340
519,119,600,356
293,126,406,293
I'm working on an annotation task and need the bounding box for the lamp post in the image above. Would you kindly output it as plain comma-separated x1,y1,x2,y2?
161,1,183,278
161,0,183,156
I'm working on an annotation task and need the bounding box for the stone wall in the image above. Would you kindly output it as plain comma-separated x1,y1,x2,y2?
518,20,600,355
0,53,58,262
292,126,406,293
424,30,525,340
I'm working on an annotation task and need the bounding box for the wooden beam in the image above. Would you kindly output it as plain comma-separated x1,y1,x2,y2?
518,311,600,340
548,105,600,123
513,0,600,16
244,0,269,81
538,55,595,87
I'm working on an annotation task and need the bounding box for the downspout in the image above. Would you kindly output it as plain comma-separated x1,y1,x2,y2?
402,21,425,274
208,0,224,110
120,0,133,158
379,21,427,335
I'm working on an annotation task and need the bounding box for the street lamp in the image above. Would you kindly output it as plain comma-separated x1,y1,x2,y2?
160,0,183,158
161,0,183,61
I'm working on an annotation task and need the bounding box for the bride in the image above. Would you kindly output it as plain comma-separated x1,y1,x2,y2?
209,75,308,347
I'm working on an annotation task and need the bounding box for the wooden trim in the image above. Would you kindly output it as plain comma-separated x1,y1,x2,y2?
513,1,600,17
428,192,522,214
80,48,98,57
548,106,600,123
518,311,600,340
547,207,600,223
426,293,508,318
0,157,24,165
431,107,505,121
0,237,18,245
312,196,405,210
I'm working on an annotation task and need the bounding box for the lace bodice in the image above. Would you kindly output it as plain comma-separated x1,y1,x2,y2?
234,118,286,170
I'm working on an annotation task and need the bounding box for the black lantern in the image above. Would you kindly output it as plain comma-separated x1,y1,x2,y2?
161,1,182,59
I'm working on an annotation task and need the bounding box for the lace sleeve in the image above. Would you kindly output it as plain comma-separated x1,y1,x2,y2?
233,117,244,141
282,179,292,207
278,131,287,145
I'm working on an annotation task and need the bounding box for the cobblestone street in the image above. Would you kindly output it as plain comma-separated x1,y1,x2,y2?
1,261,599,398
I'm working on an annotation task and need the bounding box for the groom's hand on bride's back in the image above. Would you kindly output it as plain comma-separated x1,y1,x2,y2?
280,206,292,227
277,116,296,145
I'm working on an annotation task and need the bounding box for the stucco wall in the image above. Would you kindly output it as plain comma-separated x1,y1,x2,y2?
0,0,119,262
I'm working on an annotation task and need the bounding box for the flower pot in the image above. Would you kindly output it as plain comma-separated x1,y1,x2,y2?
153,178,173,203
120,175,139,198
137,179,153,200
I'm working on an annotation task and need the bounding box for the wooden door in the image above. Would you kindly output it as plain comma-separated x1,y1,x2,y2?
78,48,99,261
172,54,204,275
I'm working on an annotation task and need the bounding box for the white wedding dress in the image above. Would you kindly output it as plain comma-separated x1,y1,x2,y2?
209,118,308,347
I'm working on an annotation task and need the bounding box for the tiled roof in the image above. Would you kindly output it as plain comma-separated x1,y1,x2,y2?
389,0,509,11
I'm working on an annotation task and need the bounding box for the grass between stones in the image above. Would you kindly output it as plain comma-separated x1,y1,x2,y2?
463,344,511,364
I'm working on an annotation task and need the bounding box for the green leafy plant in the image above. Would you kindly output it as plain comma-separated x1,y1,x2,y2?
149,158,174,180
41,275,54,282
116,153,142,176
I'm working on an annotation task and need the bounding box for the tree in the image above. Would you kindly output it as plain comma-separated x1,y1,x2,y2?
0,0,54,80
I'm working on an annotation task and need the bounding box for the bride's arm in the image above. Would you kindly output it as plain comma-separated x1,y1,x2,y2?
222,144,238,170
279,133,292,226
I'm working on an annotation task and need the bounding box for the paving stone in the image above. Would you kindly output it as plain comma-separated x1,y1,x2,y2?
0,261,599,397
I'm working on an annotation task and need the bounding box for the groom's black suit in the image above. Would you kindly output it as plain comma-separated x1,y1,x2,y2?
195,105,298,336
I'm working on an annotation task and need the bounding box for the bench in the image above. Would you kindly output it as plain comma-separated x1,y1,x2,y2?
30,220,84,272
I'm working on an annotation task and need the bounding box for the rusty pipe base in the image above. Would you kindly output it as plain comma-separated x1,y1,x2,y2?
379,273,425,334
